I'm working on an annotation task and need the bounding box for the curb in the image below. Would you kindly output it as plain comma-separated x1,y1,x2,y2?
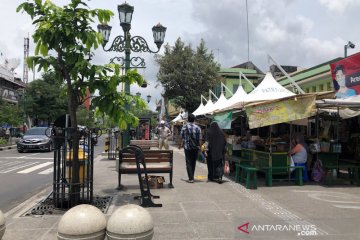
0,145,16,151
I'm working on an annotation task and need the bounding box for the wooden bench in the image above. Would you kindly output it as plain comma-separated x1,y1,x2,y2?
117,148,173,189
236,164,258,189
234,149,304,188
319,156,360,186
130,140,159,150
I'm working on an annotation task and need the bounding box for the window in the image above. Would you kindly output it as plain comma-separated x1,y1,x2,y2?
233,84,239,94
319,84,324,91
306,88,309,93
327,82,332,90
312,86,317,92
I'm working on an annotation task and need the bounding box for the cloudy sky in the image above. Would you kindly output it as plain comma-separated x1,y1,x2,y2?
1,0,360,110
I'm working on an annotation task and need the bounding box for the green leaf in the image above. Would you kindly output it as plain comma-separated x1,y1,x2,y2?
40,44,48,56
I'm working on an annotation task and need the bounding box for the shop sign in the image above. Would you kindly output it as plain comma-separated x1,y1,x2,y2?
245,95,316,129
330,52,360,99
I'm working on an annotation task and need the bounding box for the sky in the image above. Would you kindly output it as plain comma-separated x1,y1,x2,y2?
1,0,360,110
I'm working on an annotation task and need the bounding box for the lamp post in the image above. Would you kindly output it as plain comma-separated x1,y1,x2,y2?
344,41,355,58
98,2,166,148
146,94,151,103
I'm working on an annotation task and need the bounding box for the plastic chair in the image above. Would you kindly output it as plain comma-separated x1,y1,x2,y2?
294,162,308,182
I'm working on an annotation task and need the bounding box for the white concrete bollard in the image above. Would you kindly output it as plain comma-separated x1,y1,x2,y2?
107,204,154,240
0,210,5,240
57,204,106,240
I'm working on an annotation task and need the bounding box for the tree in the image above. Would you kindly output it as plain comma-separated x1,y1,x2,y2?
0,98,23,127
20,72,68,126
155,38,220,112
17,0,146,206
76,106,95,128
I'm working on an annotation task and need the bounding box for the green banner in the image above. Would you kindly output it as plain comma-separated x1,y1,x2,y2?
213,111,233,129
245,95,316,129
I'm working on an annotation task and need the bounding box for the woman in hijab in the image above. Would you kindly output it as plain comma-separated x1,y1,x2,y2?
206,121,227,183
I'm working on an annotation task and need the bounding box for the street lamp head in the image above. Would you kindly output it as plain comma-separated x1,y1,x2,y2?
136,92,141,97
140,80,148,88
118,3,134,32
147,94,151,103
97,24,112,46
152,23,167,49
347,41,355,49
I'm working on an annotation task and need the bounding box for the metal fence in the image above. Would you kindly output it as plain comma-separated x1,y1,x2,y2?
51,127,99,209
108,129,121,160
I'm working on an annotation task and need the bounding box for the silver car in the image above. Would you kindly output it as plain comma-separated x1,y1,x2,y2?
17,127,53,153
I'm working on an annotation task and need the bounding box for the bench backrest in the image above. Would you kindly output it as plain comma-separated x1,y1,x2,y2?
119,150,173,164
271,153,289,174
130,140,158,149
242,149,289,174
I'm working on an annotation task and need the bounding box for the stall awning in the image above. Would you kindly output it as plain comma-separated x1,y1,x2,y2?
245,94,317,129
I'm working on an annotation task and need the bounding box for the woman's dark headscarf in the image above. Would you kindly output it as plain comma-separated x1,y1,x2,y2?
207,121,227,160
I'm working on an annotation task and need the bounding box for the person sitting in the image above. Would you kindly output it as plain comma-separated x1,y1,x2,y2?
289,133,308,181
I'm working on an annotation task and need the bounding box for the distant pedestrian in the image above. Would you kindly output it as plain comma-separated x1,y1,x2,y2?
5,128,10,138
206,122,227,183
157,120,171,150
179,114,202,183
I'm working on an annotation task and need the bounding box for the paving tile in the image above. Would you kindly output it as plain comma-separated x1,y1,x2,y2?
152,223,197,240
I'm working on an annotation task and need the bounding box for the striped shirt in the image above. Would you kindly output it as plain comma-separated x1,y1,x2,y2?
180,123,202,150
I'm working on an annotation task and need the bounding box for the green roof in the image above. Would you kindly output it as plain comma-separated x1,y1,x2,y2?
277,57,342,85
218,68,257,74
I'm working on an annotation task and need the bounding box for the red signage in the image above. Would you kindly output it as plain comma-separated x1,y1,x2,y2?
330,52,360,98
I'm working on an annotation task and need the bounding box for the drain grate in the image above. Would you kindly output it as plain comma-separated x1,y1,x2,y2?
21,195,113,217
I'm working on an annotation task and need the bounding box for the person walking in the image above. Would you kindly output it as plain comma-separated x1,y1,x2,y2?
179,114,202,183
157,120,171,150
206,122,227,183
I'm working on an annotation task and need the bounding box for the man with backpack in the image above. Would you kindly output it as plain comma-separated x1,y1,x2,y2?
179,114,202,183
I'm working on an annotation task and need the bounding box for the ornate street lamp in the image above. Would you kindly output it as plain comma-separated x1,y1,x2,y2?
146,94,151,103
97,2,166,148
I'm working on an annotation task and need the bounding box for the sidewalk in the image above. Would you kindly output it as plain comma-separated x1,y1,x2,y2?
2,145,360,239
0,137,18,151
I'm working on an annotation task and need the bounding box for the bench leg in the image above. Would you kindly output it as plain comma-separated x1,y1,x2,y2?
246,170,257,189
168,171,174,188
116,173,124,190
265,169,272,187
235,164,240,183
295,168,303,186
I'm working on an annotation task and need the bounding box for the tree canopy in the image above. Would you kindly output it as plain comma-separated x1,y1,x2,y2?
20,71,68,126
155,38,220,112
17,0,146,131
0,98,23,127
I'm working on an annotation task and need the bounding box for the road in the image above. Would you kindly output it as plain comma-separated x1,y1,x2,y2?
0,136,106,213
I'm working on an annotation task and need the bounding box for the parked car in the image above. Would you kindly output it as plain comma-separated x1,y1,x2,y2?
17,127,53,153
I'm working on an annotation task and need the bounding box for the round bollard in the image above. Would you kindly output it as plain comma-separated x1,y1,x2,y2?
57,204,106,240
107,204,154,240
0,210,5,240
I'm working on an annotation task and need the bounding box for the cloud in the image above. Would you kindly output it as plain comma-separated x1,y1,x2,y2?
318,0,360,13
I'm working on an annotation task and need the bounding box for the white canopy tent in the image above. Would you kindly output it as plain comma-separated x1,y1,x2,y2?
200,92,229,115
243,72,295,103
193,90,219,116
192,102,205,116
192,94,207,116
171,111,188,123
194,99,215,116
219,85,248,111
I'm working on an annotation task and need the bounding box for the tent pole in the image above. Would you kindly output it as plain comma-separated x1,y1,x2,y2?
316,108,319,162
337,106,340,142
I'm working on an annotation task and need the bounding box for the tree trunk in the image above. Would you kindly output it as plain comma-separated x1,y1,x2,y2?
68,87,80,206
